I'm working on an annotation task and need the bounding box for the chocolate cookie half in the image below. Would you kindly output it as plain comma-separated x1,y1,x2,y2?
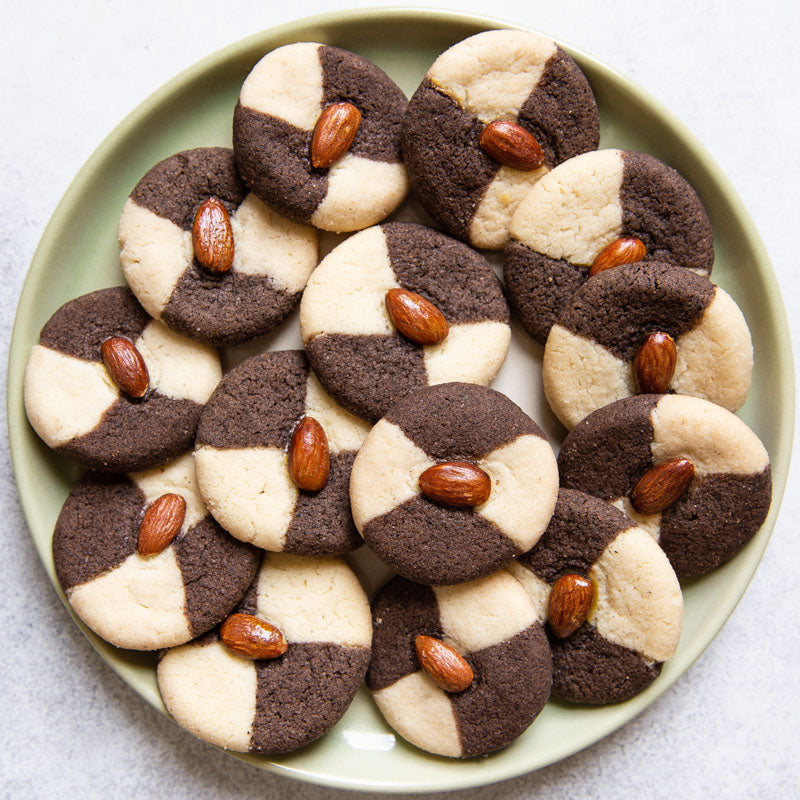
542,261,752,430
558,395,772,577
53,453,260,650
233,42,409,232
195,350,370,554
505,149,714,343
402,29,599,249
23,287,221,472
158,552,372,753
350,383,559,584
367,572,551,757
509,489,683,704
118,147,318,346
300,222,511,422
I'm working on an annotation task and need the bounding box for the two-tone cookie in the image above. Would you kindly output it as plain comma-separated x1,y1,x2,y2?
158,552,372,753
367,572,551,757
558,395,772,577
52,453,260,650
118,147,318,346
300,222,511,422
233,43,409,233
402,29,599,249
23,287,221,472
509,489,683,704
195,350,370,554
504,149,714,343
350,382,559,585
542,261,752,430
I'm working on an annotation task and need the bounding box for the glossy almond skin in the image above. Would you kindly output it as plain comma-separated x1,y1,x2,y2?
589,237,646,277
385,288,449,346
288,416,330,492
100,336,149,398
479,120,544,171
547,574,595,639
634,331,677,394
415,634,474,693
138,493,186,556
631,458,695,514
192,196,235,273
418,461,491,507
310,102,362,169
220,614,288,660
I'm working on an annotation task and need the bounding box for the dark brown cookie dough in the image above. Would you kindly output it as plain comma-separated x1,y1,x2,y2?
300,222,511,423
350,383,558,585
195,350,370,554
557,395,772,577
119,147,318,346
511,489,682,704
23,287,221,472
52,454,260,650
367,574,552,757
233,43,408,232
504,149,715,344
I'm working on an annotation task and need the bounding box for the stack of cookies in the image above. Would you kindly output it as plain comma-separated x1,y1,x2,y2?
22,29,771,761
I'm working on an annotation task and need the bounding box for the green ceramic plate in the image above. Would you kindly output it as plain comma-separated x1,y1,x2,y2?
7,7,794,794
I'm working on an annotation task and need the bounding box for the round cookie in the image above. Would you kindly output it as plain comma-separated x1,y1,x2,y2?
542,261,753,430
158,552,372,754
367,571,552,757
118,147,318,346
23,287,221,472
194,350,370,554
300,222,511,422
350,382,559,585
402,29,599,249
52,453,260,650
558,394,772,578
233,42,409,233
509,489,683,705
505,149,714,343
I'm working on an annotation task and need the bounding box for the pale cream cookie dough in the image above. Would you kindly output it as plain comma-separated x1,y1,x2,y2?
558,394,772,577
300,222,511,422
505,149,714,343
194,350,370,554
366,571,551,757
52,453,260,651
157,552,372,753
542,261,753,430
233,42,409,232
23,287,221,472
401,29,599,249
118,147,317,346
509,489,683,704
350,382,559,584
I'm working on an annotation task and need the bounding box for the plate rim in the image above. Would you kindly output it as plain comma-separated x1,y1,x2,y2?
6,5,795,794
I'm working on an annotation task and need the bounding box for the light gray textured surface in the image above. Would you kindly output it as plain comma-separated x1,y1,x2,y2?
2,0,798,797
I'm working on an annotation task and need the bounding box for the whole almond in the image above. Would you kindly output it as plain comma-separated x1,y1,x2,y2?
589,237,646,277
288,416,330,492
479,120,545,171
192,196,235,273
547,574,595,639
414,634,474,693
418,462,491,507
634,331,677,394
385,288,449,346
630,458,695,514
100,336,149,398
220,614,288,660
138,493,186,556
310,102,362,169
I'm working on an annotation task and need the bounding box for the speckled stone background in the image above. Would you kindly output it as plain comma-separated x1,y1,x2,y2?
1,1,798,797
